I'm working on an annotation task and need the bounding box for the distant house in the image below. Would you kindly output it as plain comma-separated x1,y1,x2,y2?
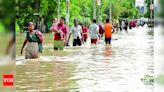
135,0,147,14
154,0,160,14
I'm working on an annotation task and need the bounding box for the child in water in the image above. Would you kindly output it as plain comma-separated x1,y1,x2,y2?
50,18,64,40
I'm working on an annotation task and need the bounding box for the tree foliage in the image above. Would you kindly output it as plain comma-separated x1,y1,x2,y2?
144,0,154,18
16,0,140,32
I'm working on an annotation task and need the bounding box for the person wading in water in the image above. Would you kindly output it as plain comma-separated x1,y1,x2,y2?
69,19,82,46
89,19,99,44
50,17,69,50
21,22,43,59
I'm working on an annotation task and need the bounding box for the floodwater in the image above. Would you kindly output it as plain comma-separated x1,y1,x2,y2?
16,26,154,92
154,24,164,92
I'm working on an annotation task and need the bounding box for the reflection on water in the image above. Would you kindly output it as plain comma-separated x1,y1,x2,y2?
16,60,77,92
154,25,164,92
16,26,153,92
104,45,112,57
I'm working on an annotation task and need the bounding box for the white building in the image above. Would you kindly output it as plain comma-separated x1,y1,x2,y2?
135,0,145,7
135,0,147,14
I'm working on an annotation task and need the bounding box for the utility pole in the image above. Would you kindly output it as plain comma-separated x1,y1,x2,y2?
150,0,153,20
109,1,112,23
58,0,60,21
66,0,70,28
66,0,70,46
150,0,154,26
35,0,40,30
93,0,96,19
97,0,101,23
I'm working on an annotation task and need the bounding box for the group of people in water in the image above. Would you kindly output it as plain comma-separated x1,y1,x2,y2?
20,17,118,59
50,17,114,48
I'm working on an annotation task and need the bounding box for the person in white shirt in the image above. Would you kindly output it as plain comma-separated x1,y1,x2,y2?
89,19,99,44
69,19,82,46
121,20,125,30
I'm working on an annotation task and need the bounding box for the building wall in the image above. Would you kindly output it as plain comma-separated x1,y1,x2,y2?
135,0,146,14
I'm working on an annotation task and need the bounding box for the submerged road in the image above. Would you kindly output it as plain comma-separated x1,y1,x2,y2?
16,25,154,92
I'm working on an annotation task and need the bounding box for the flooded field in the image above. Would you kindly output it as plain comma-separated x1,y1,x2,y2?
16,26,154,92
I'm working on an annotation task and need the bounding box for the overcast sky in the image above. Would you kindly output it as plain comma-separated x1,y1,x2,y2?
136,0,145,2
135,0,145,6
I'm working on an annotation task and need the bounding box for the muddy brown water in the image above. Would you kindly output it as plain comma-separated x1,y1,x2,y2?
16,26,154,92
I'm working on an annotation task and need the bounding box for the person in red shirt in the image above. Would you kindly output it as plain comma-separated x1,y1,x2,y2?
50,17,69,50
98,23,104,39
82,24,88,42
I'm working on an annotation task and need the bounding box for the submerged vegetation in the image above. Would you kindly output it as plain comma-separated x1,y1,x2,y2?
141,74,154,85
155,74,164,85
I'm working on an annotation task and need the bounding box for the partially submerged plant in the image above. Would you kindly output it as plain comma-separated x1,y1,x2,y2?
141,74,154,85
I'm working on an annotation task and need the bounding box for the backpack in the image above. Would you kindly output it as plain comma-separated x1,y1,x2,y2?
36,31,44,53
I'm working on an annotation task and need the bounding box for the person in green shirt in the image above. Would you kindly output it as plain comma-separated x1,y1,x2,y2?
20,22,43,59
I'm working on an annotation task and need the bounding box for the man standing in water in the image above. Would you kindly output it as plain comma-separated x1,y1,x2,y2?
50,18,64,40
121,20,128,33
69,19,82,46
89,19,99,44
121,20,125,32
50,17,69,50
124,20,128,33
104,19,113,44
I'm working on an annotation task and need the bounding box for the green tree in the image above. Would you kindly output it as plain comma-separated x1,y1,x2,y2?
16,0,140,32
144,0,154,18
